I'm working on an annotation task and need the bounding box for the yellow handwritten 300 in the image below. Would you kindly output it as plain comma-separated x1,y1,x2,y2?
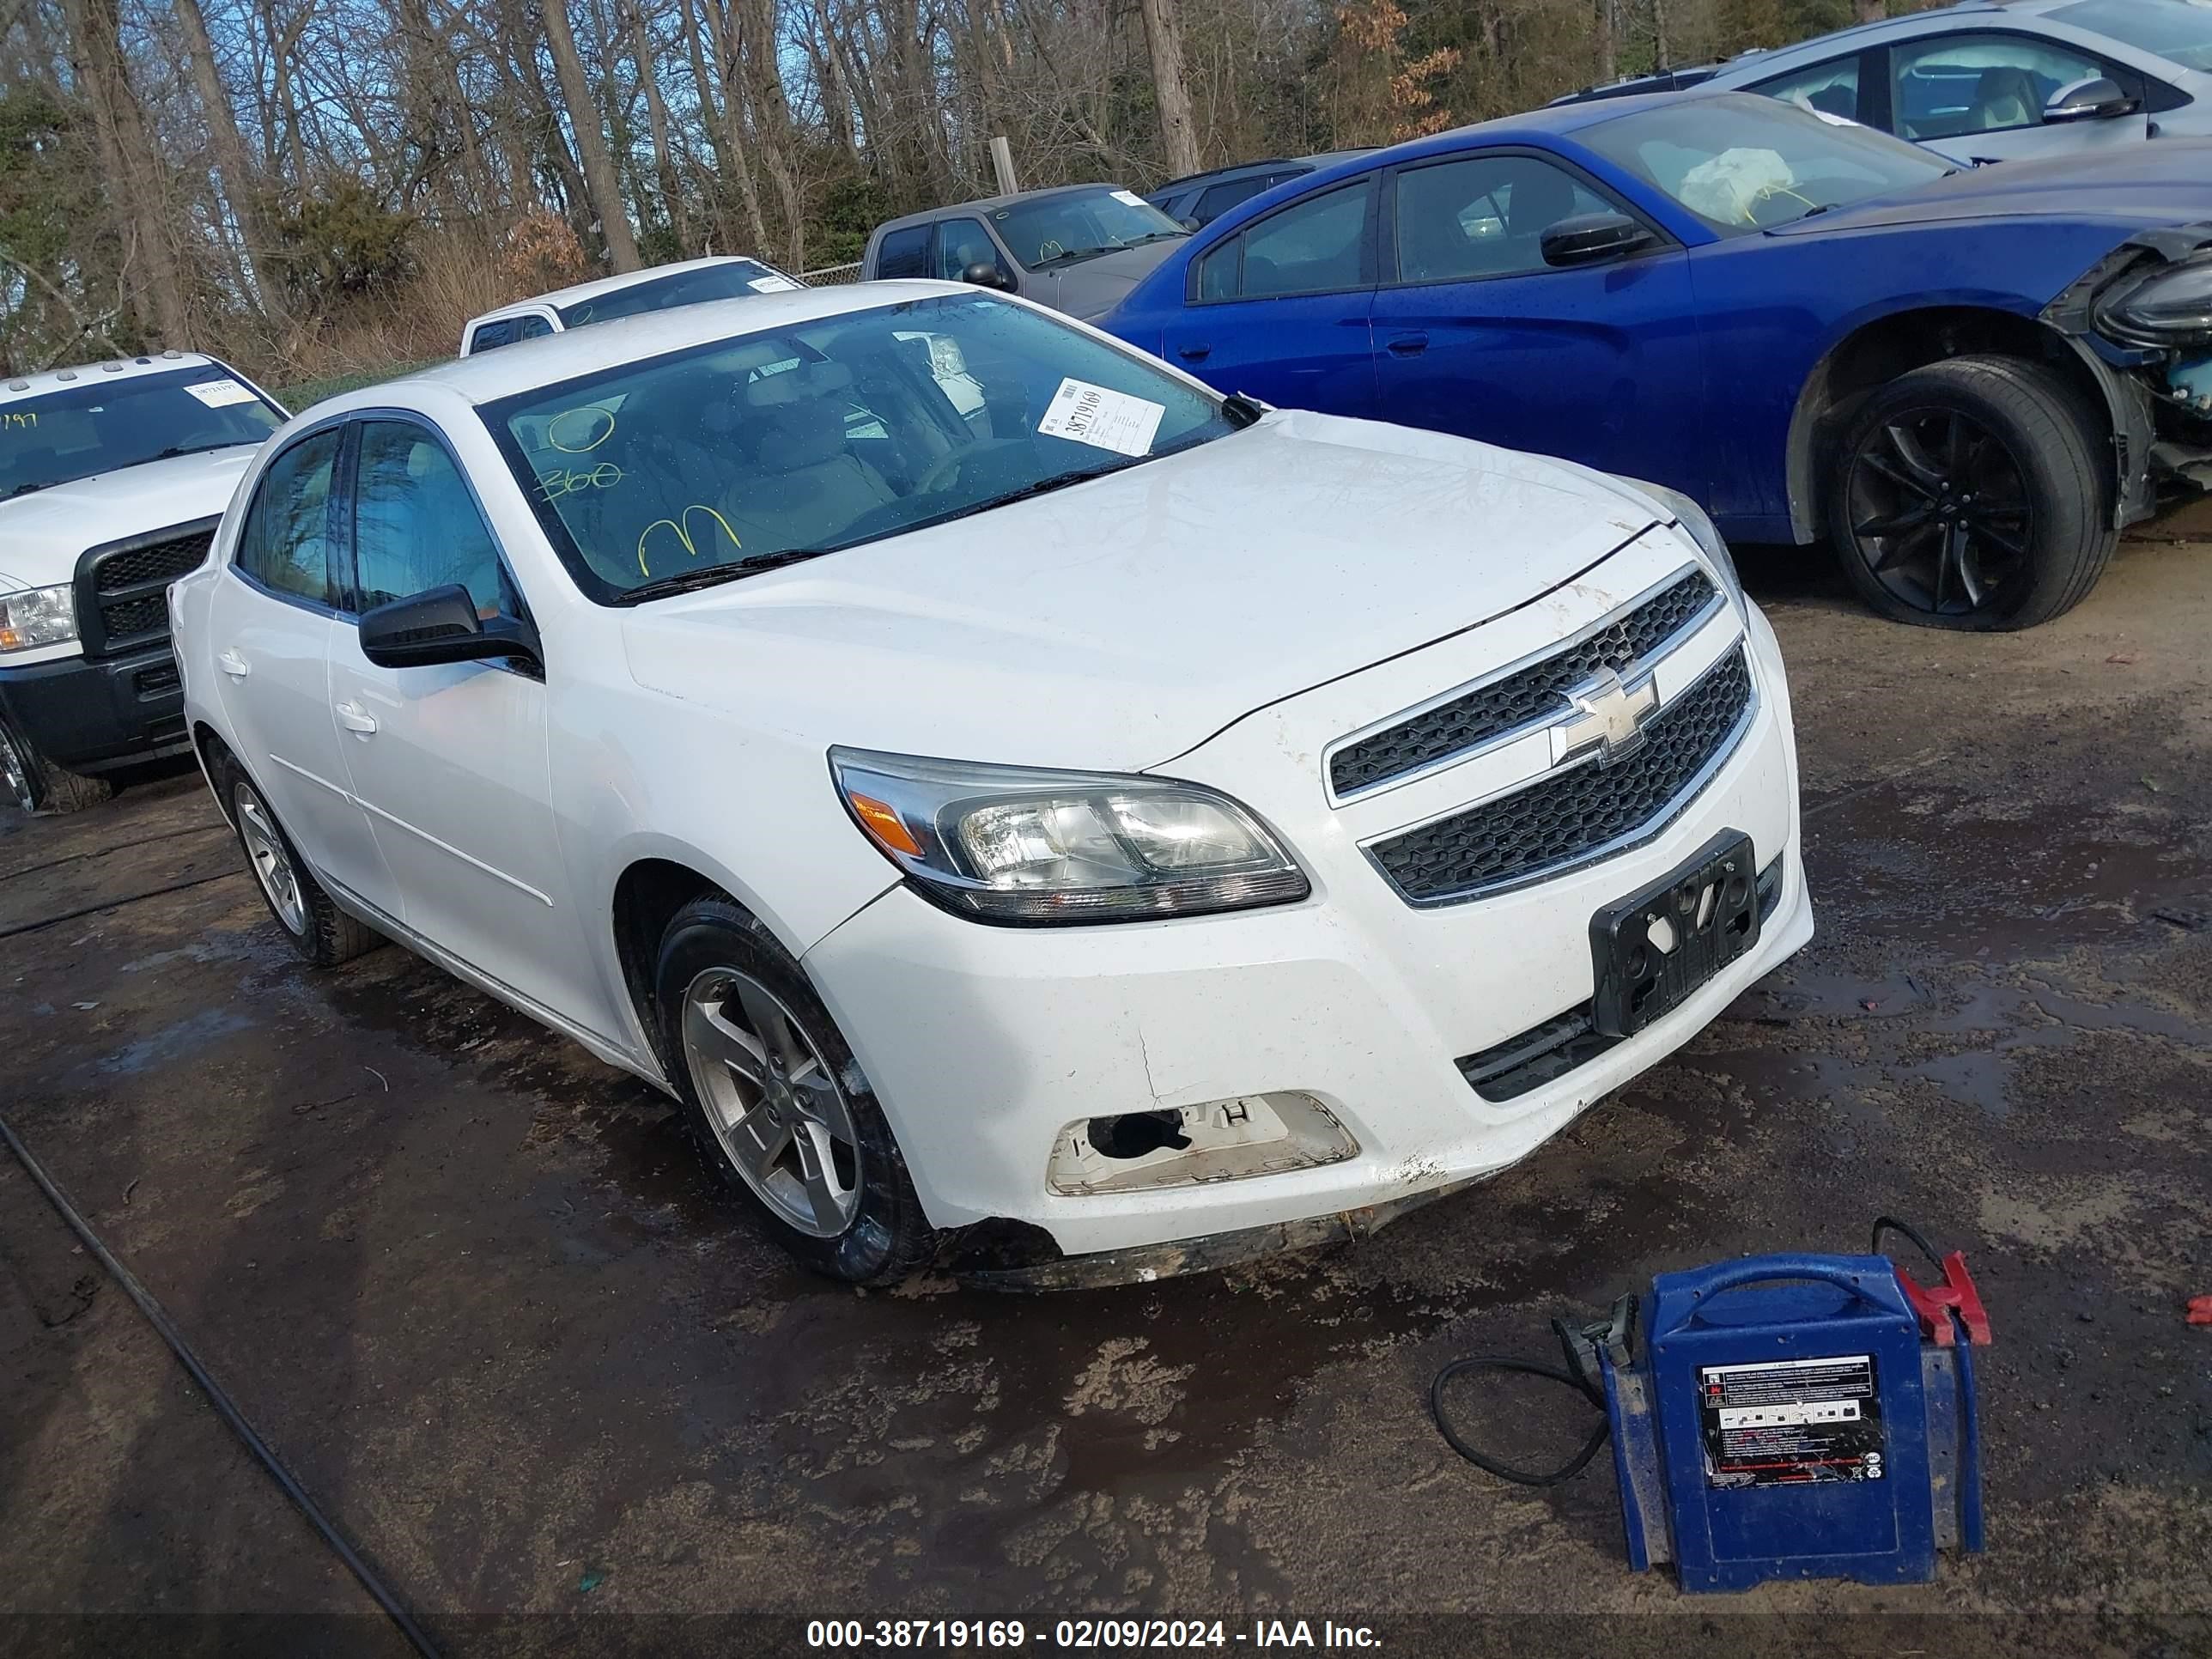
637,506,741,576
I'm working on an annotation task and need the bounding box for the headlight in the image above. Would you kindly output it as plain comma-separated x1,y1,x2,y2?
0,584,76,653
2094,257,2212,348
1620,477,1742,608
830,748,1309,925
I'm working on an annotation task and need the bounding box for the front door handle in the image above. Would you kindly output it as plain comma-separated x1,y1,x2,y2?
1176,343,1212,362
334,701,379,735
1386,332,1430,357
217,649,251,678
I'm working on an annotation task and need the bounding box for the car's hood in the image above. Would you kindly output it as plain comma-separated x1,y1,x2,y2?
1769,142,2212,238
0,446,258,585
1030,240,1188,319
621,410,1669,774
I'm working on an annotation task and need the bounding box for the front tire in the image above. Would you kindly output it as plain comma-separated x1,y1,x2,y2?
653,897,934,1285
218,762,380,966
0,718,112,816
1829,355,2114,631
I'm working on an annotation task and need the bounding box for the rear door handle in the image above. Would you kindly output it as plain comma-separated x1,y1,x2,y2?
334,701,379,735
217,649,250,678
1386,333,1430,357
1176,343,1212,362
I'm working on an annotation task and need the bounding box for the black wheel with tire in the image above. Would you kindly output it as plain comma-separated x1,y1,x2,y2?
653,896,934,1285
217,759,380,966
1829,355,2114,631
0,718,112,816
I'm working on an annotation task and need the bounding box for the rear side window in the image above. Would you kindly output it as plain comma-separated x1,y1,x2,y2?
875,225,933,279
235,430,341,605
1195,180,1376,301
468,319,519,355
352,421,515,619
515,314,554,342
1193,174,1272,224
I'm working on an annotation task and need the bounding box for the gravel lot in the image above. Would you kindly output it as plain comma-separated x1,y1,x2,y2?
3,527,2209,1658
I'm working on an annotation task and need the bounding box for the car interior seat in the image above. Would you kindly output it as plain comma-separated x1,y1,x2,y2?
730,362,896,550
1808,82,1856,118
1972,65,2043,131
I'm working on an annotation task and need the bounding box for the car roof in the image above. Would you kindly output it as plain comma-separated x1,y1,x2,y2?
872,184,1141,236
1151,149,1379,194
352,282,976,412
465,255,780,329
0,350,224,406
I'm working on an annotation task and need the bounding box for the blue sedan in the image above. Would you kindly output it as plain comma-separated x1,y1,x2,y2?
1101,91,2212,629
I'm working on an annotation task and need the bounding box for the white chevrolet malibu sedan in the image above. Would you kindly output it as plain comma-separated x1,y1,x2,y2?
173,283,1812,1285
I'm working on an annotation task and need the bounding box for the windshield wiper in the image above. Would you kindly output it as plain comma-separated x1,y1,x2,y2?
5,481,46,500
150,441,242,462
612,547,835,605
1028,246,1116,270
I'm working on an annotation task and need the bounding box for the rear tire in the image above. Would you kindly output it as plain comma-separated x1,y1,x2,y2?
1828,354,2114,631
217,759,380,966
0,718,112,816
653,896,934,1285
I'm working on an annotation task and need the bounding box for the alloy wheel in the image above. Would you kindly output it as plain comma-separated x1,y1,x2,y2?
0,726,32,814
1844,406,2033,619
234,782,307,935
680,968,862,1237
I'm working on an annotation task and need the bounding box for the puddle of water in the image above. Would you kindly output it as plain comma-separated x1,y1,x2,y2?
93,1007,257,1074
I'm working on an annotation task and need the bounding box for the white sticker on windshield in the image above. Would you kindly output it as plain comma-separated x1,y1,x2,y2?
748,275,801,292
184,378,258,409
1110,189,1148,208
1036,377,1167,458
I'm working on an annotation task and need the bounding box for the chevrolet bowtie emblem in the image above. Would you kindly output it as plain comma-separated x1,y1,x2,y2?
1551,668,1660,766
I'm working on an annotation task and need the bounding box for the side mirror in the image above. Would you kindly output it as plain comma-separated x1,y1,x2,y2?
961,261,1016,292
1178,216,1201,233
1540,210,1658,269
2044,76,2138,123
358,583,539,671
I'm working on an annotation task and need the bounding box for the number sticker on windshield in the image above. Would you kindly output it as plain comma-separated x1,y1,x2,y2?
1036,378,1165,458
184,378,258,409
1110,189,1148,208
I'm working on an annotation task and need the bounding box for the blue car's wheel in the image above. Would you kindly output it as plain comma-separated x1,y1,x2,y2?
1832,356,2112,631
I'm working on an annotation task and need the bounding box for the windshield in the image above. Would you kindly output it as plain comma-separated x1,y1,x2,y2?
0,364,282,500
487,293,1242,602
558,260,799,328
989,188,1188,270
2052,0,2212,70
1582,94,1952,234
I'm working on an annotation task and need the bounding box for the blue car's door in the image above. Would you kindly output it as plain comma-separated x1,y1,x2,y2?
1367,149,1705,495
1157,178,1380,417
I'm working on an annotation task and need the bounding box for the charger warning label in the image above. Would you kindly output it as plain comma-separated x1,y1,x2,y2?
1698,1354,1884,1488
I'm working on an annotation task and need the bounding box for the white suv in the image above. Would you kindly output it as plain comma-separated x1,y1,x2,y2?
1,353,285,812
173,284,1812,1285
459,255,803,356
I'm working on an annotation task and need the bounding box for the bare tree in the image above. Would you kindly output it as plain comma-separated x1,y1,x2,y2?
1136,0,1201,176
542,0,643,269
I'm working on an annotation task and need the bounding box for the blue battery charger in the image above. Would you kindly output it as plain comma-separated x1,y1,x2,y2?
1598,1253,1985,1592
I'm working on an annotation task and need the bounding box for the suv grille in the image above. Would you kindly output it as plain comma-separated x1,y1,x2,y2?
1370,645,1752,905
1329,569,1717,799
74,521,216,658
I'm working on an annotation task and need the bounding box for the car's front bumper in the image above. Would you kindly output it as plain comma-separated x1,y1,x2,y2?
0,642,190,772
805,550,1810,1273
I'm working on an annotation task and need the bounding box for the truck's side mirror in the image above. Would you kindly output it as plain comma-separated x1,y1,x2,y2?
962,262,1017,292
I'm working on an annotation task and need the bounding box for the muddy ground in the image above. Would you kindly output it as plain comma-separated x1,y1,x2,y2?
3,529,2209,1659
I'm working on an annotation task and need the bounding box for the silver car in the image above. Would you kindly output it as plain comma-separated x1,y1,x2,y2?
1556,0,2212,164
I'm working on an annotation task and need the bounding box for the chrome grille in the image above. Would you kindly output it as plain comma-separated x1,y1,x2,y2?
1370,645,1753,905
1329,568,1717,799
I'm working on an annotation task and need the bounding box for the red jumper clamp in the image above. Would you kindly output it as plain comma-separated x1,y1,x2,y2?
1893,1250,1991,1346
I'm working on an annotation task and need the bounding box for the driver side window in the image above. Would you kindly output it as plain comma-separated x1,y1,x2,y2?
352,421,519,622
236,429,341,606
1890,33,2108,139
1391,155,1619,284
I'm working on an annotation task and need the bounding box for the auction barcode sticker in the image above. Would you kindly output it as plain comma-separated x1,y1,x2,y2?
1111,189,1149,208
1036,378,1165,458
748,275,801,293
1698,1353,1885,1489
184,378,258,409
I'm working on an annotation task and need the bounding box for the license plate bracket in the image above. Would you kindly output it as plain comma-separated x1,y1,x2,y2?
1590,830,1759,1038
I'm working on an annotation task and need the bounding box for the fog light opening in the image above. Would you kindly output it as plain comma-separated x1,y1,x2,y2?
1048,1092,1358,1196
1085,1109,1191,1160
